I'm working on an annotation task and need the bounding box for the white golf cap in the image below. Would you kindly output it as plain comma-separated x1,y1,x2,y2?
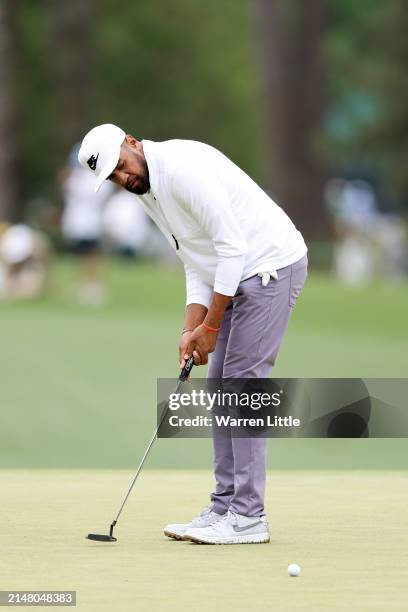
78,124,126,192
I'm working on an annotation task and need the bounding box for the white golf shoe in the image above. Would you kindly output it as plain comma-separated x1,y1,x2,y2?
184,510,270,544
163,506,225,540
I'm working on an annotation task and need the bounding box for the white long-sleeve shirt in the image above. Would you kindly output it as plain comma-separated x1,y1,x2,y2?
137,139,307,308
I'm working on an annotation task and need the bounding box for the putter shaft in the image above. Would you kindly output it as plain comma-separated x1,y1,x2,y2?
110,357,194,533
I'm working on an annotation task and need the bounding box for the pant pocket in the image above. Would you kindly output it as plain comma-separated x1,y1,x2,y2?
289,257,308,308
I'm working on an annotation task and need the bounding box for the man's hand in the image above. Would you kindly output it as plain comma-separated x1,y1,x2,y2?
179,293,230,368
184,324,218,366
179,330,193,368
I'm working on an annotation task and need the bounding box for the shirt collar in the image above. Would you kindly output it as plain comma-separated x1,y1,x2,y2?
141,139,159,196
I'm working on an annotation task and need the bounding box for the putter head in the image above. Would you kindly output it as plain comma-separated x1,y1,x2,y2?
86,533,117,542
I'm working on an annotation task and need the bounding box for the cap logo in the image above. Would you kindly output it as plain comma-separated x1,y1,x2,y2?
87,153,99,171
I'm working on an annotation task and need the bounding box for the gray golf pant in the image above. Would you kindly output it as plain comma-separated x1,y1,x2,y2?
208,255,308,517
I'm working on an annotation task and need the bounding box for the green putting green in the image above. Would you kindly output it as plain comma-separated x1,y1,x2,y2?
1,469,407,611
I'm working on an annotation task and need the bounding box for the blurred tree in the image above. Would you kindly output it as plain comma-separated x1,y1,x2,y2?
48,0,95,164
93,0,262,180
355,0,408,205
18,0,262,210
255,0,330,239
324,0,408,210
17,1,55,202
13,0,407,224
0,0,20,222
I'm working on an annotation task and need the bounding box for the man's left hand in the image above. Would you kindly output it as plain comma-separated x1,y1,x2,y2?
184,324,219,366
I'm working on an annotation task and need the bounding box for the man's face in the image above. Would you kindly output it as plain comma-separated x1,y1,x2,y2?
108,135,150,194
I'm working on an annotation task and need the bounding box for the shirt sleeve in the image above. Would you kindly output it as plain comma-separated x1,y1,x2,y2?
184,264,213,308
172,165,247,296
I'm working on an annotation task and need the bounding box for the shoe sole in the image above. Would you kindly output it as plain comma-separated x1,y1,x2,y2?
164,530,187,541
184,532,270,545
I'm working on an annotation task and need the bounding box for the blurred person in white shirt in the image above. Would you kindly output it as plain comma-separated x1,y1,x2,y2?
102,185,151,258
61,144,113,304
326,178,407,284
0,224,50,300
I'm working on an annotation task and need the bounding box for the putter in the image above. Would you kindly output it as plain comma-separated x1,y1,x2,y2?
86,356,194,542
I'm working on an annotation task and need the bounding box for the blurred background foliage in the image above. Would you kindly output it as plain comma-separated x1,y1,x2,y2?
1,0,407,232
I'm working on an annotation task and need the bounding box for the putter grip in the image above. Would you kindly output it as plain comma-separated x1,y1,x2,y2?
179,356,194,381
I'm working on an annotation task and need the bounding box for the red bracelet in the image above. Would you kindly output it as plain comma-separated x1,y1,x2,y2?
202,322,221,333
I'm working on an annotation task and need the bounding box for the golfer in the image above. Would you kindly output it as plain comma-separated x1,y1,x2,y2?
78,124,308,545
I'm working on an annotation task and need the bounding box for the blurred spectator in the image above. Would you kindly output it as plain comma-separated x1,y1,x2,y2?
0,224,50,300
61,144,113,305
326,178,407,285
102,186,150,258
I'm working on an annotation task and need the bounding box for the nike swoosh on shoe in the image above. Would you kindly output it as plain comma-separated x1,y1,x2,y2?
232,521,263,532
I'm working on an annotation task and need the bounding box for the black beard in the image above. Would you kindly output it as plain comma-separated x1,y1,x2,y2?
125,159,150,194
125,178,150,195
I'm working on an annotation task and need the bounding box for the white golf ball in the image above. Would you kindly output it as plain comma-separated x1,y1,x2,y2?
288,563,301,577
